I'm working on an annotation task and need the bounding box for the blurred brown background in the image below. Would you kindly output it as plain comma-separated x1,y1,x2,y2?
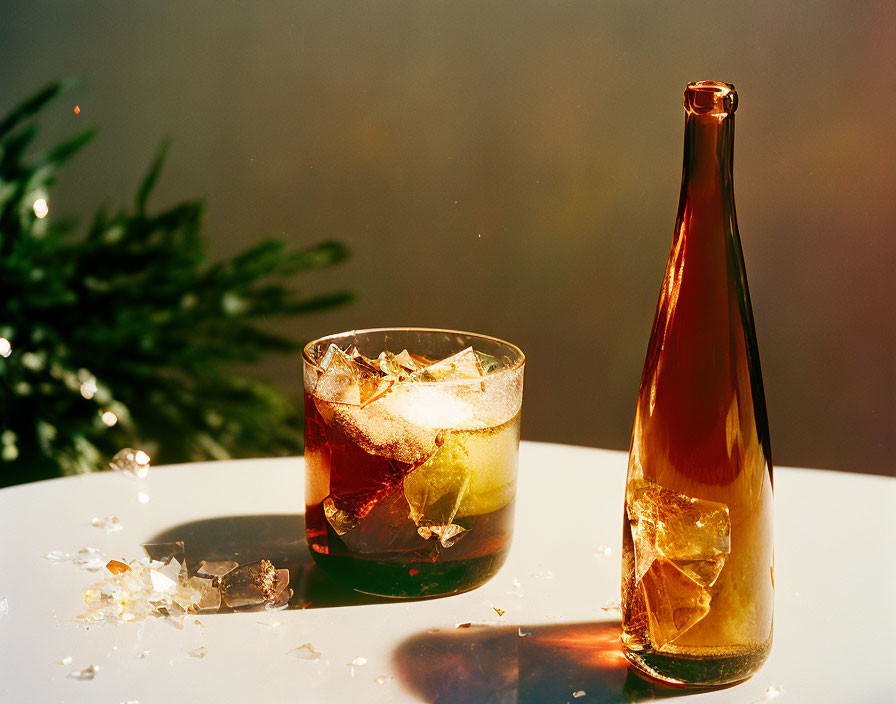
2,1,893,475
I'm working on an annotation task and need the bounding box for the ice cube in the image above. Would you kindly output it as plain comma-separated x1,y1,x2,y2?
220,560,282,609
336,486,423,553
344,343,364,360
626,479,730,647
197,560,239,578
377,349,421,379
319,343,342,370
150,559,183,595
404,434,471,528
379,382,482,431
474,350,503,374
641,560,712,649
314,347,389,407
405,423,517,525
320,397,439,466
416,523,468,548
187,577,221,612
412,347,483,382
266,569,292,609
628,479,730,588
73,547,106,571
393,349,421,370
323,497,360,535
142,542,187,572
320,426,430,535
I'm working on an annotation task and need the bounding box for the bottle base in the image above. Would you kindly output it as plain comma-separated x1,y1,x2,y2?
623,637,772,687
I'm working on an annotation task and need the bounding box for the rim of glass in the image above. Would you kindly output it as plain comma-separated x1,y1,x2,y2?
302,326,525,385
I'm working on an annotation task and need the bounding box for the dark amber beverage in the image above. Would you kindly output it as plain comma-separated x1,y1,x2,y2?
621,82,774,685
303,328,524,598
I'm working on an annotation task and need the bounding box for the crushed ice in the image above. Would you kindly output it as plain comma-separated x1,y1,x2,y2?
72,544,290,624
73,547,107,571
91,516,123,534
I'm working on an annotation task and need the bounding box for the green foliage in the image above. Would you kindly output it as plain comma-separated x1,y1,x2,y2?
0,82,352,486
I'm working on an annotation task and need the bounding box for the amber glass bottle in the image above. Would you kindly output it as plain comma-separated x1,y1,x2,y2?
621,81,774,686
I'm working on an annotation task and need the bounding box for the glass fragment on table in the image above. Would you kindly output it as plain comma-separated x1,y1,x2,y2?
76,546,289,623
109,448,151,478
197,560,239,578
91,516,123,534
220,560,291,609
68,664,99,680
141,542,186,568
73,547,106,571
288,643,322,660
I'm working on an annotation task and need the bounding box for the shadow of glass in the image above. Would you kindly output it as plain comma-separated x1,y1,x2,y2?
393,620,719,703
149,514,411,610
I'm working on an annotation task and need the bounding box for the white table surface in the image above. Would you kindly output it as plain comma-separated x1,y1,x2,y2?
1,441,894,704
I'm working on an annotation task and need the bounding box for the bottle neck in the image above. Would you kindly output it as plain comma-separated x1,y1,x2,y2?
680,111,735,201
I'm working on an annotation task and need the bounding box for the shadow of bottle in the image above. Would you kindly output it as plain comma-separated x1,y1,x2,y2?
392,620,719,703
148,514,413,609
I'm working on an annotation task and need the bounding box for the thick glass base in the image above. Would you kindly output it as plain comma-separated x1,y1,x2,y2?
623,637,772,687
310,548,509,598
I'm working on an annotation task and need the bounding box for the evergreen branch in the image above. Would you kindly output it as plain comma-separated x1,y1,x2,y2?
280,291,355,314
40,129,97,170
0,124,39,173
0,80,74,137
136,139,171,213
0,80,352,486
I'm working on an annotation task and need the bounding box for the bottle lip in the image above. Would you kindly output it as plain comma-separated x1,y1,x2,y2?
684,81,737,118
